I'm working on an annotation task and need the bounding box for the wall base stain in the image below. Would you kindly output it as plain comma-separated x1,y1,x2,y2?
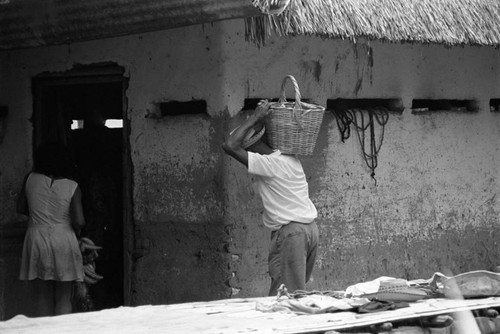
312,224,500,292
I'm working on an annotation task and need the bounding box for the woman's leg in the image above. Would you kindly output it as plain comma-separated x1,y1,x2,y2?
30,279,54,317
54,281,73,315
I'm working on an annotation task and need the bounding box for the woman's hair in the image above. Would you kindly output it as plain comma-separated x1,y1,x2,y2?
33,142,76,178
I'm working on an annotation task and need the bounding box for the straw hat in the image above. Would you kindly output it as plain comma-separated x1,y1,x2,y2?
230,125,266,149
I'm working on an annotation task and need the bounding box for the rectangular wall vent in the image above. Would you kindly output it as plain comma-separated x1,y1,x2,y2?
489,99,500,112
0,106,7,118
411,99,478,113
160,100,207,116
327,98,403,114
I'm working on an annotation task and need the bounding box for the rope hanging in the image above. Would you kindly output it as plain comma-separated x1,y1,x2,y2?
349,107,389,185
333,109,352,143
332,107,389,185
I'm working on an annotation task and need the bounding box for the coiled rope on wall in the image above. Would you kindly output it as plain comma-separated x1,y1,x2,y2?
333,109,353,143
333,107,389,185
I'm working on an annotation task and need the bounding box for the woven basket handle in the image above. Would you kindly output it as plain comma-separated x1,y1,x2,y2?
278,75,301,106
278,75,303,130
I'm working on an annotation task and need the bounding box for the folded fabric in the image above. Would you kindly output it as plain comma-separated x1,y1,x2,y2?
355,300,410,313
256,294,370,315
346,277,429,302
345,276,396,296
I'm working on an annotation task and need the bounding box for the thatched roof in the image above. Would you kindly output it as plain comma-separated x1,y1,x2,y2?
1,0,499,50
246,0,500,46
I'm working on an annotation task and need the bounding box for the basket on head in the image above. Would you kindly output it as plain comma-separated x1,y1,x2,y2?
265,75,325,155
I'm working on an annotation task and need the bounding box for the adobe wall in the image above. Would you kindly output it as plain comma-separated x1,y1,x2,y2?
0,19,498,318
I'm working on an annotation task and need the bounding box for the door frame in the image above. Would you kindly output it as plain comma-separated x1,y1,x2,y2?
31,64,133,306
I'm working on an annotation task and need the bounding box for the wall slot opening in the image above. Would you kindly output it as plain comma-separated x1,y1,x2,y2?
160,100,207,116
327,98,404,114
0,106,8,118
71,119,123,130
243,98,311,111
411,99,478,113
489,99,500,112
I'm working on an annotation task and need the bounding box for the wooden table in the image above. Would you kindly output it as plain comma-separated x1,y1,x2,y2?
1,296,500,333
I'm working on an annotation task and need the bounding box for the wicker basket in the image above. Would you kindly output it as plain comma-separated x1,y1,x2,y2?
265,75,325,155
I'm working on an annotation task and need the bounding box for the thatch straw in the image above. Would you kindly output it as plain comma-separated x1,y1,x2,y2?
246,0,500,46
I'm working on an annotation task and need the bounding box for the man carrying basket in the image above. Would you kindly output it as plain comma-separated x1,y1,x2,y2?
222,100,319,296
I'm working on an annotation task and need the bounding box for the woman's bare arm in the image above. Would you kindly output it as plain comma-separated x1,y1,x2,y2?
70,185,86,234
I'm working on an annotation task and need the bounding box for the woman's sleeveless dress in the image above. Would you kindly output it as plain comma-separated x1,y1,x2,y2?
19,172,84,282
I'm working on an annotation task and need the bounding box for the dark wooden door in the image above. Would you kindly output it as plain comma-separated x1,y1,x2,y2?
32,66,129,311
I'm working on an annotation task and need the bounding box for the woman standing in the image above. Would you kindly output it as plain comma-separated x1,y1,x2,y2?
17,142,86,316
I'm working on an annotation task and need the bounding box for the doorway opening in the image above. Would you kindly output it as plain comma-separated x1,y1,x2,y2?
32,64,130,311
